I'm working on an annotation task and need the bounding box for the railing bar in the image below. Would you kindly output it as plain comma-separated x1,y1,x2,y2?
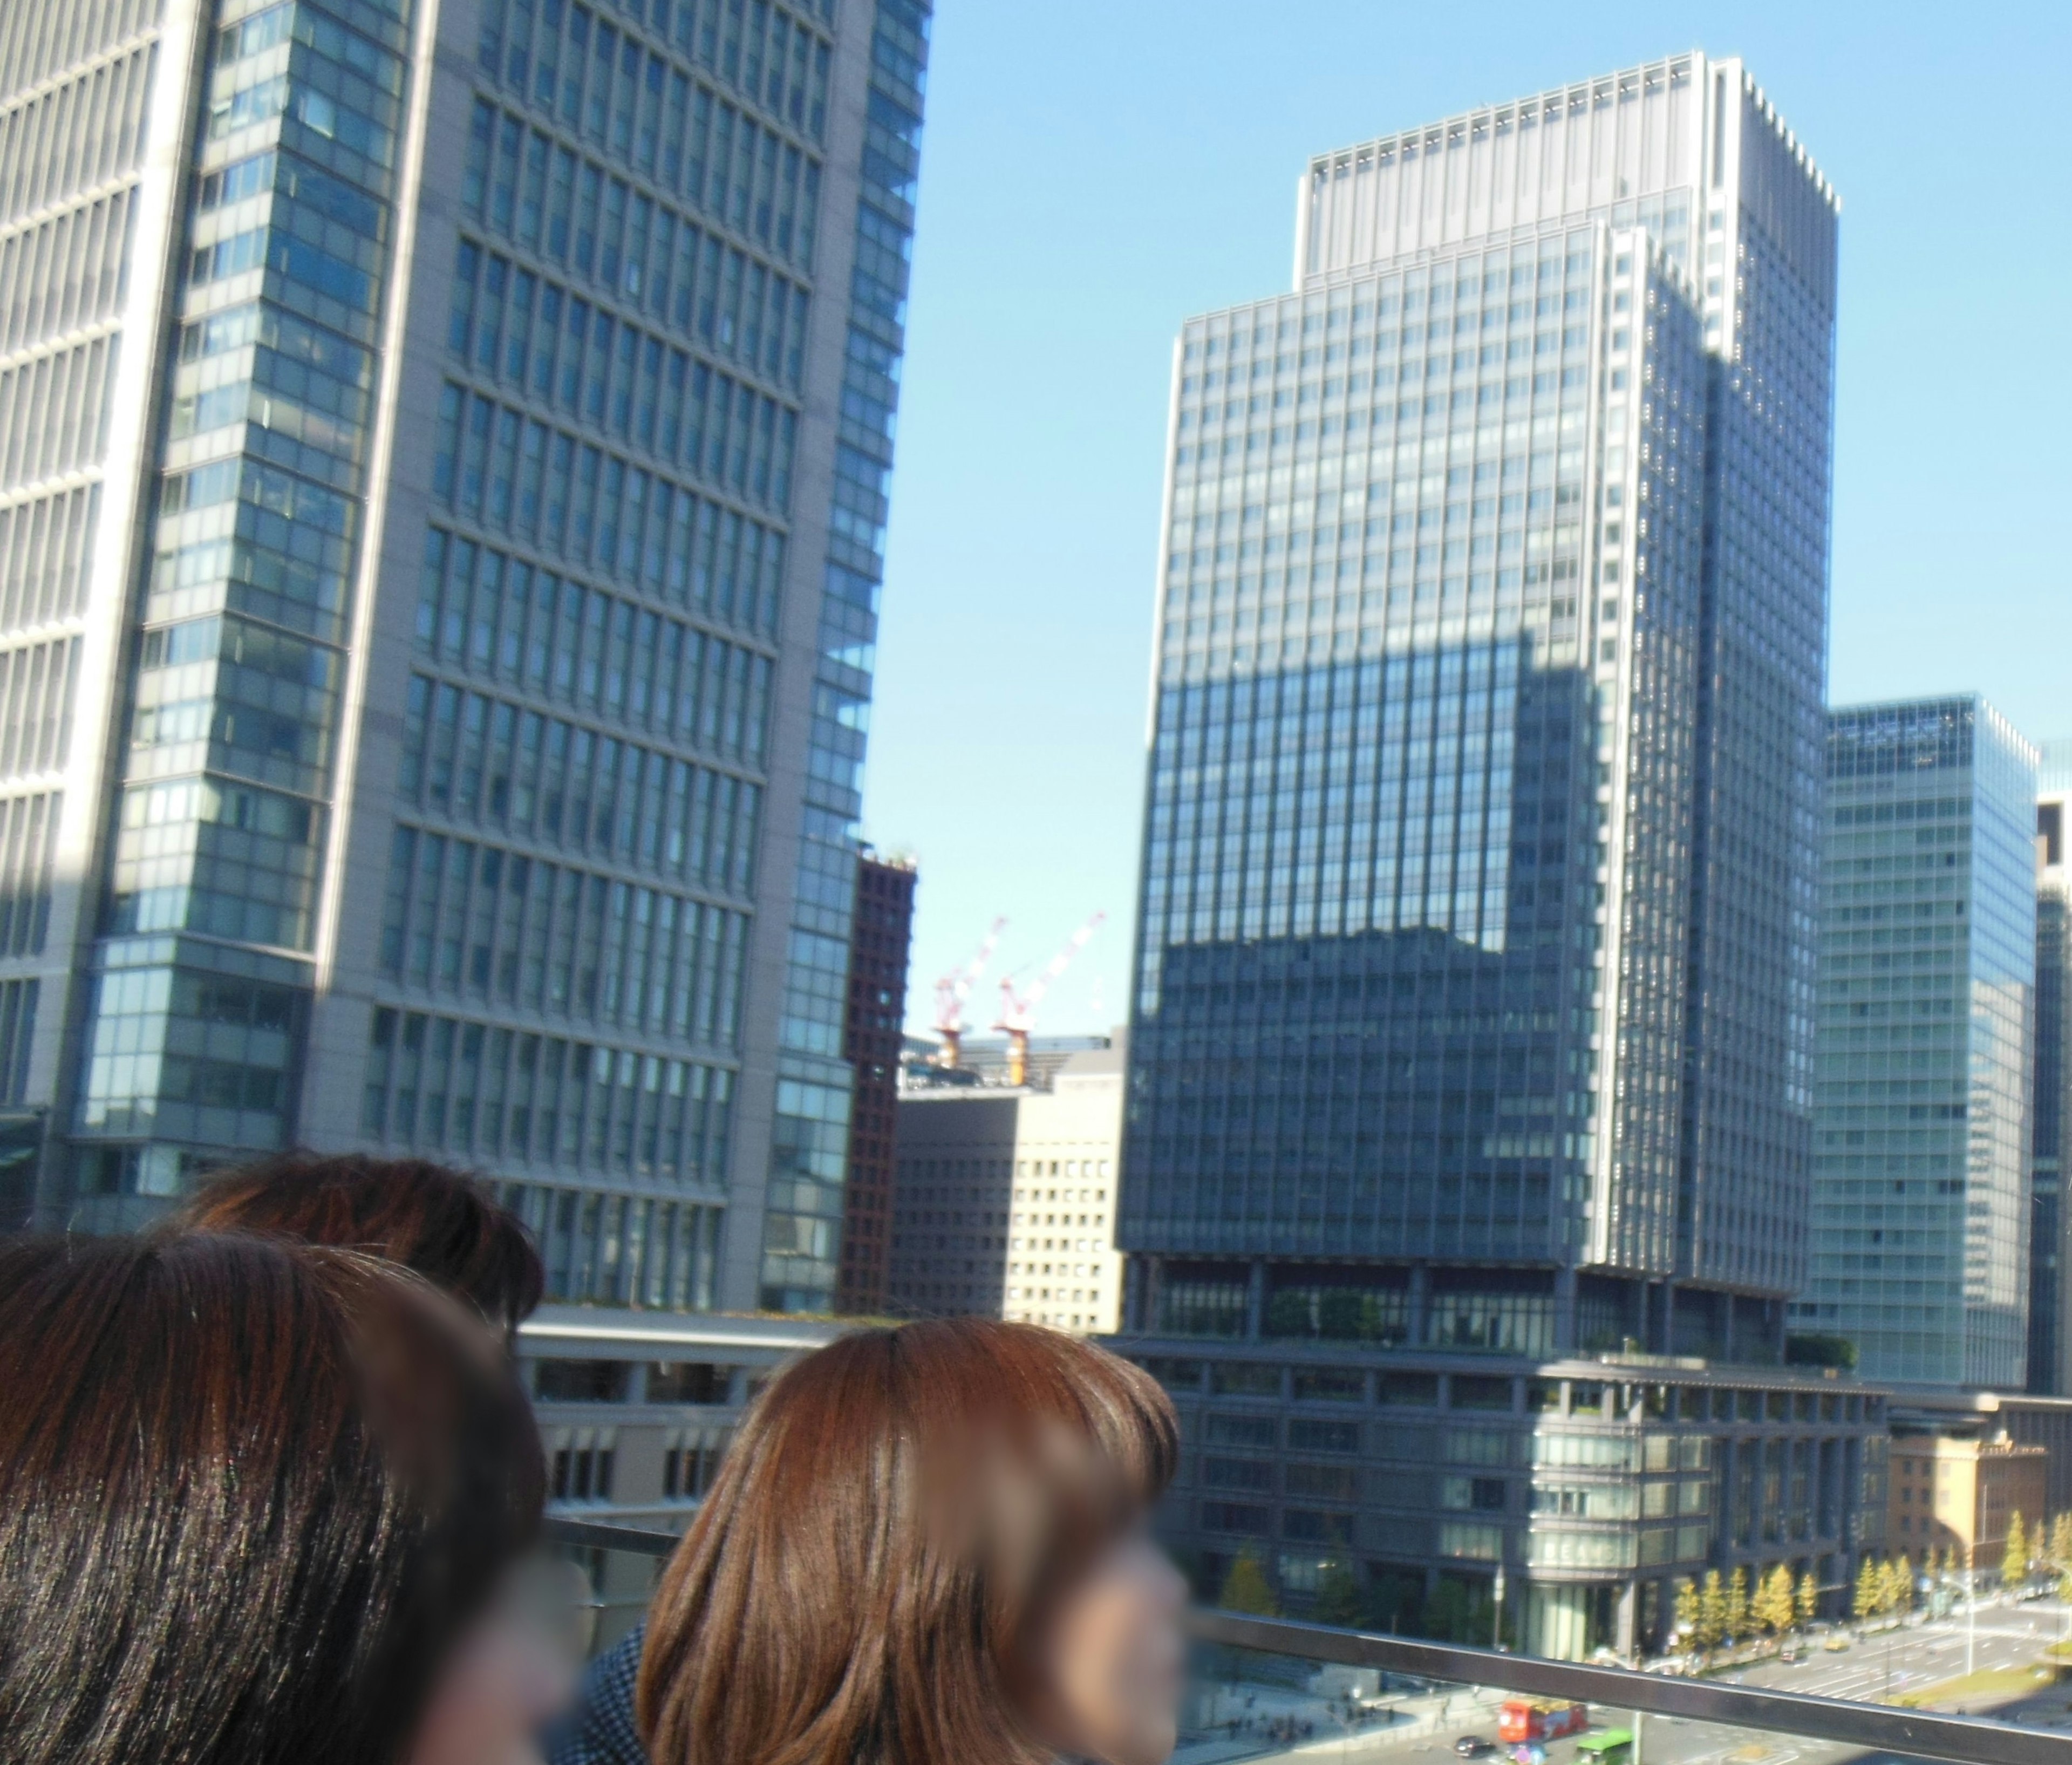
543,1516,681,1554
1191,1611,2072,1765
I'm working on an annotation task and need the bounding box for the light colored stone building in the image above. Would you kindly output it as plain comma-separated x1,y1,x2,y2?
888,1036,1124,1334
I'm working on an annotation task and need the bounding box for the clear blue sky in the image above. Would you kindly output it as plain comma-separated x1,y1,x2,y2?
861,2,2072,1039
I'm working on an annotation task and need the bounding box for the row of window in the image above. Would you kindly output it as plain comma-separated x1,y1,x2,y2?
397,674,765,883
452,226,805,429
0,38,154,235
0,482,98,638
378,823,749,1042
434,382,795,592
506,1181,722,1310
476,0,831,194
367,1006,737,1185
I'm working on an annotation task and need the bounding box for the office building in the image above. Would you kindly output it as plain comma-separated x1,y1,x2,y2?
0,0,933,1316
888,1035,1126,1333
1139,1347,1887,1661
1886,1429,2045,1575
1800,699,2037,1388
1113,55,1840,1652
835,846,914,1314
2032,742,2072,1393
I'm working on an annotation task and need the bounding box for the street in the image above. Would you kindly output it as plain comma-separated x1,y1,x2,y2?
1181,1597,2072,1765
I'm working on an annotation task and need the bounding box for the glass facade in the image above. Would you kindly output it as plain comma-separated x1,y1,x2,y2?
756,0,928,1311
1122,56,1839,1362
5,0,932,1311
71,0,417,1202
1800,699,2038,1387
2034,747,2072,1393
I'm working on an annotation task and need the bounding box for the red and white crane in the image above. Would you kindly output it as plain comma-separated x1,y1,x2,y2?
931,916,1005,1070
994,911,1106,1087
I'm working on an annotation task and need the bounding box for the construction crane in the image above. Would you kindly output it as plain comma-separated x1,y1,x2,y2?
994,911,1106,1087
931,916,1006,1070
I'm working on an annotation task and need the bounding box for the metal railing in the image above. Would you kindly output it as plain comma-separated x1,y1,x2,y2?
546,1518,2072,1765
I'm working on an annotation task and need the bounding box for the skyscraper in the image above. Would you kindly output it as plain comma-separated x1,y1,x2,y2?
1113,56,1852,1650
0,0,931,1317
1800,699,2036,1389
835,844,914,1314
1123,54,1835,1355
2032,744,2072,1394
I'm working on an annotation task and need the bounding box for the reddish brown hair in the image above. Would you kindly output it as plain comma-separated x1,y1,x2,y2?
0,1232,543,1765
638,1318,1178,1765
171,1150,544,1333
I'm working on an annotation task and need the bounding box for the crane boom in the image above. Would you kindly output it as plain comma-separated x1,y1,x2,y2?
994,911,1106,1085
931,916,1006,1069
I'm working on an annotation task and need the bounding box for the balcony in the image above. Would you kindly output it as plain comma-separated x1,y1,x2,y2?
549,1516,2072,1765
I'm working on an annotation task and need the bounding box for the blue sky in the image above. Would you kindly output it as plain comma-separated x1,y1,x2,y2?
861,2,2072,1039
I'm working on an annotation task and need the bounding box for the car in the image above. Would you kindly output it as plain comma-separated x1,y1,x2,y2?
1822,1635,1851,1653
1780,1646,1803,1664
1455,1738,1496,1757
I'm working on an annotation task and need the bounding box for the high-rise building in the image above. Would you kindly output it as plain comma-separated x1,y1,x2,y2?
889,1036,1126,1333
2030,744,2072,1395
0,0,932,1318
835,845,914,1314
1111,54,1844,1654
1799,699,2037,1388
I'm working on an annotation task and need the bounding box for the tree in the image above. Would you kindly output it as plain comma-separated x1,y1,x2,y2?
1797,1569,1820,1628
1220,1547,1279,1617
1923,1545,1940,1581
1854,1557,1880,1622
1698,1570,1727,1651
1314,1560,1362,1628
1725,1565,1749,1641
1673,1577,1701,1649
1753,1565,1794,1637
2052,1514,2072,1575
1893,1554,1914,1613
2004,1511,2029,1585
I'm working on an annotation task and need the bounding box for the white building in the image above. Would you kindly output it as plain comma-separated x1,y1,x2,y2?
888,1037,1125,1333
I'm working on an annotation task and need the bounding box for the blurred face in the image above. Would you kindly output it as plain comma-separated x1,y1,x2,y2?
406,1564,581,1765
1027,1531,1189,1765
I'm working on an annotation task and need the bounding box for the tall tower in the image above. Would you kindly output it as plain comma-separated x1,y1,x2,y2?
1122,54,1838,1357
1802,699,2036,1389
2033,743,2072,1393
0,0,932,1318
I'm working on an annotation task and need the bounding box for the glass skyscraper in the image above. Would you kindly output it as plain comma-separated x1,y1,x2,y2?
1122,54,1837,1355
2033,744,2072,1394
1112,57,1855,1650
1798,699,2037,1388
0,0,930,1316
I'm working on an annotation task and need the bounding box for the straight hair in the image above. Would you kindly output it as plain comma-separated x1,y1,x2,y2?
639,1317,1178,1765
0,1232,544,1765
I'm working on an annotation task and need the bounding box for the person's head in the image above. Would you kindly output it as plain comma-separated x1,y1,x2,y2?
0,1231,558,1765
171,1150,544,1337
639,1318,1187,1765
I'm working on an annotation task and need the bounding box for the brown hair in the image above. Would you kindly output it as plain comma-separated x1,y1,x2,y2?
0,1231,544,1765
171,1150,545,1333
638,1318,1178,1765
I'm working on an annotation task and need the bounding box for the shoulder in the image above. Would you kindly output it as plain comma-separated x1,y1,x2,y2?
544,1622,648,1765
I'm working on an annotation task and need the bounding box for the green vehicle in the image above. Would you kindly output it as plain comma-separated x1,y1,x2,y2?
1575,1730,1634,1765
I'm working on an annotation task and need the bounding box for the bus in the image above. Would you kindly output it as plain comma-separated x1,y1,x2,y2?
1498,1700,1590,1744
1575,1729,1633,1765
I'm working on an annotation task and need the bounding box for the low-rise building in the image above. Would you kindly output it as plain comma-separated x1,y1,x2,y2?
519,1306,842,1644
1887,1427,2050,1573
888,1037,1126,1333
1113,1335,1889,1662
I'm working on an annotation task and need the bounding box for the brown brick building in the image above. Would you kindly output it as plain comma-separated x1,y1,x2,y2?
836,849,916,1314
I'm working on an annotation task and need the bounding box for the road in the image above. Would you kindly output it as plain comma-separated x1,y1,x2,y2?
1181,1597,2072,1765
